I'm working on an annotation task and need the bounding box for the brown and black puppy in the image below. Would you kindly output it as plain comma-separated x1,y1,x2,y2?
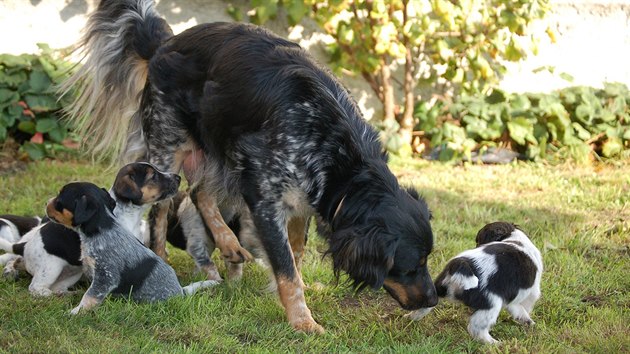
47,181,218,314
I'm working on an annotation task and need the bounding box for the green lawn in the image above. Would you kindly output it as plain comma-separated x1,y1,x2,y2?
0,158,628,353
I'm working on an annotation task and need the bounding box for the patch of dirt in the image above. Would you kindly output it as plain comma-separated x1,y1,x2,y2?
581,295,605,307
0,138,28,175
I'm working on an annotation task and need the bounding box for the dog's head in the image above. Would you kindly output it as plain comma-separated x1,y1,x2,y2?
475,221,520,246
328,180,438,310
112,162,181,205
46,182,116,234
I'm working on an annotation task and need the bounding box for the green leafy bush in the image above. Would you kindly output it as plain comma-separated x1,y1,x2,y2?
416,83,630,163
0,44,77,160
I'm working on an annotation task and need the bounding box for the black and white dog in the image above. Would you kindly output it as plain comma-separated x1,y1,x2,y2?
63,0,437,332
0,162,182,296
46,182,219,314
407,222,543,344
0,215,42,269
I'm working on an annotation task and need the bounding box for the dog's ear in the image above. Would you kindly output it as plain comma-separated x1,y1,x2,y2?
405,187,432,220
73,195,97,226
103,189,116,212
475,221,516,246
326,220,397,291
113,175,142,203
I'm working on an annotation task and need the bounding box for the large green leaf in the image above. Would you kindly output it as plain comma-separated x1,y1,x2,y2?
17,120,36,134
0,70,28,88
28,70,53,94
21,142,46,160
35,118,59,133
24,94,59,112
507,117,536,146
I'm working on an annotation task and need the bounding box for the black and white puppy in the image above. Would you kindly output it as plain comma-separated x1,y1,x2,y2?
407,222,543,344
47,182,219,314
0,162,181,296
0,215,42,268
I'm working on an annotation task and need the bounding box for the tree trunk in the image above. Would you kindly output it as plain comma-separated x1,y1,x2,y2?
398,0,415,148
380,58,395,123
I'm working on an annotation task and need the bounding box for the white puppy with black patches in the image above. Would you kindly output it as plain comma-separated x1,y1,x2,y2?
0,215,42,268
407,222,543,344
0,162,178,296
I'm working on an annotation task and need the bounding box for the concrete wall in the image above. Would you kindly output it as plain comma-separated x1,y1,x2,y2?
1,0,629,119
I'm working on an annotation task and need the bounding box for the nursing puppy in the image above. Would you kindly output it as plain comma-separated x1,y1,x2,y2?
407,222,543,344
0,162,180,296
47,182,219,313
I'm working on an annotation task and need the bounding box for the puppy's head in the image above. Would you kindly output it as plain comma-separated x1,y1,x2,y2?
476,221,520,246
329,183,438,310
112,162,181,205
46,182,116,231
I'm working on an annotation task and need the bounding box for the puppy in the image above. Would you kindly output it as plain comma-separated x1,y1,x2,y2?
0,162,181,296
47,182,219,314
407,222,543,344
0,215,42,267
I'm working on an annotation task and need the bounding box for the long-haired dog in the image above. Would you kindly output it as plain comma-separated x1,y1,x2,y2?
47,182,219,314
407,222,543,344
62,0,437,332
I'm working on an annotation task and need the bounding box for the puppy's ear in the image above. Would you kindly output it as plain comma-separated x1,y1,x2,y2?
476,221,516,246
73,195,97,226
113,175,142,203
104,190,116,212
326,220,396,291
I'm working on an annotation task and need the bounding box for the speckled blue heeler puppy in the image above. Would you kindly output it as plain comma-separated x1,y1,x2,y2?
46,182,219,314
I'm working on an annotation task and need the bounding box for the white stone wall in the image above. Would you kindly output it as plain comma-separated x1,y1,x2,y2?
1,0,628,117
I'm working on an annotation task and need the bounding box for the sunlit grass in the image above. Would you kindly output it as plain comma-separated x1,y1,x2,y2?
0,159,628,352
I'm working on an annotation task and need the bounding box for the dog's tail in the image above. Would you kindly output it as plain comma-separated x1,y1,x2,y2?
434,258,479,297
182,280,221,296
0,239,25,256
59,0,173,160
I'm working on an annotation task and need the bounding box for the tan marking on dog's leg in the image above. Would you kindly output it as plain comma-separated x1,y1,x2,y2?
277,275,324,334
151,200,170,261
196,191,252,263
287,217,307,287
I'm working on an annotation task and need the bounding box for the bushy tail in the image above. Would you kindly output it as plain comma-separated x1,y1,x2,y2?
182,280,221,296
59,0,173,159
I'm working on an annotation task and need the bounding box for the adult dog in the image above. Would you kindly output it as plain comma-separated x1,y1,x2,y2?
63,0,437,332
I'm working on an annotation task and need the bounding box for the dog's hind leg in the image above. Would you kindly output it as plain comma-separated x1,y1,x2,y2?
468,305,501,344
507,303,534,325
287,216,308,286
50,267,83,295
28,261,66,297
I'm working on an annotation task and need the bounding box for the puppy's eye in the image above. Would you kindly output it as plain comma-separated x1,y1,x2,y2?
129,174,135,181
55,200,63,211
419,257,427,267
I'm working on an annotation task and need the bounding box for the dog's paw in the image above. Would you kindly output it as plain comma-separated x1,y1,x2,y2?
2,268,19,281
291,319,325,334
221,243,253,264
70,305,83,315
29,287,53,297
405,307,434,321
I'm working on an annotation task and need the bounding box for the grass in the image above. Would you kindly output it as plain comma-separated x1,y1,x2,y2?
0,158,628,353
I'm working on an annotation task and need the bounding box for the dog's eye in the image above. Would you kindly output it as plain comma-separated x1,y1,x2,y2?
55,200,63,211
419,257,427,267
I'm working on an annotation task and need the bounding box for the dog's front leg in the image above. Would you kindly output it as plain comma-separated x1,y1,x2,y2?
251,206,323,334
190,186,253,264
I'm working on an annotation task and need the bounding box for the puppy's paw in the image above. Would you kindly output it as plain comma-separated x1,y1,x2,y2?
70,305,83,315
2,267,19,281
291,319,325,334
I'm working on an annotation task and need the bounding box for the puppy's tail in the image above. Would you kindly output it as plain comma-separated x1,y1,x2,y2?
59,0,173,160
434,258,479,297
182,280,221,296
0,239,25,256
